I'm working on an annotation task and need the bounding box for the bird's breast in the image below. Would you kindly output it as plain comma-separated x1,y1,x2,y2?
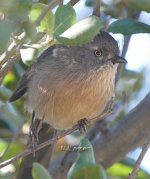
27,64,117,130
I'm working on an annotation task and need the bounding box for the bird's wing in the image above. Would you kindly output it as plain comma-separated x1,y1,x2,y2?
9,67,34,102
9,45,57,102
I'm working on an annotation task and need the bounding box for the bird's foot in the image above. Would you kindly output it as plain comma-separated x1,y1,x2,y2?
29,112,44,156
78,118,89,133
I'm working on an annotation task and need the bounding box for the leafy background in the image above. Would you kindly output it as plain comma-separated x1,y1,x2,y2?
0,0,150,178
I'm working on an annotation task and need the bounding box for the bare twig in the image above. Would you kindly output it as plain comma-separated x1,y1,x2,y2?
128,137,150,179
0,32,26,67
0,53,20,78
93,0,102,17
0,124,78,169
0,0,81,81
68,0,80,6
34,0,61,27
0,106,111,169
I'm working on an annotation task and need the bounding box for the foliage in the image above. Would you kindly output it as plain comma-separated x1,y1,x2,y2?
0,0,150,178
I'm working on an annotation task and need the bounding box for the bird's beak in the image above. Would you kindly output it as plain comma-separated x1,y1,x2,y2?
115,56,127,64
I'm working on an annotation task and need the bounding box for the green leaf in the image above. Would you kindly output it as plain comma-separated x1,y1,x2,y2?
127,0,150,12
56,16,103,46
29,3,54,34
69,164,104,179
53,5,77,37
108,18,150,35
0,20,15,54
68,139,100,179
2,142,23,161
32,162,52,179
20,44,46,66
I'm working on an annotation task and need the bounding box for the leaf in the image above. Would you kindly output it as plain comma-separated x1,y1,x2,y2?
20,44,46,66
69,164,104,179
56,16,103,46
29,3,54,34
53,5,77,37
32,162,52,179
68,139,100,179
127,0,150,12
108,18,150,35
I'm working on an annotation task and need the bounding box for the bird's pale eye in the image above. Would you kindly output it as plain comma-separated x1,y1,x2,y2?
94,50,103,57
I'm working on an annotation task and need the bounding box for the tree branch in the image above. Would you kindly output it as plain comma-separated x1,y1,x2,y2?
49,93,150,179
128,136,150,179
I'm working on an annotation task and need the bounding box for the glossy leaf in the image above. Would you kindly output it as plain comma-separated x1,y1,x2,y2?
20,44,47,66
56,16,102,46
68,139,102,179
53,5,77,37
108,18,150,35
29,3,54,34
32,163,52,179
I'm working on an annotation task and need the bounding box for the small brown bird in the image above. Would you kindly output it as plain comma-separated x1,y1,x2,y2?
9,31,126,130
9,31,126,179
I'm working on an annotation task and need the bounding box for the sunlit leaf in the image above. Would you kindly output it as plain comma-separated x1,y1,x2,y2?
56,16,102,46
108,18,150,35
53,5,77,37
20,44,47,66
29,3,54,34
2,142,23,161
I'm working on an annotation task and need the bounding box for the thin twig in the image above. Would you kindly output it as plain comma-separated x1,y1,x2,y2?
0,125,78,169
0,0,60,67
128,137,150,179
0,53,20,78
0,32,26,67
0,0,80,80
0,106,111,169
34,0,61,27
93,0,102,17
68,0,80,6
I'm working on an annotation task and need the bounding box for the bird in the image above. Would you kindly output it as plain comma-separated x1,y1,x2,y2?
9,31,126,131
9,31,126,179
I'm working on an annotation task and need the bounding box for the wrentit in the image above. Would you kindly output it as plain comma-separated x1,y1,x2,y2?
9,31,126,130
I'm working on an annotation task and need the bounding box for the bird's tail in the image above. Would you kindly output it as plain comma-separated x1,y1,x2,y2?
16,122,56,179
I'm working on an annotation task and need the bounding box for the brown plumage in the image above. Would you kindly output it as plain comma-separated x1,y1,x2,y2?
10,31,126,179
10,31,126,130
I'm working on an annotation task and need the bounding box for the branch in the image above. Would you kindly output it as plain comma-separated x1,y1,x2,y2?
93,0,102,17
128,137,150,179
49,93,150,179
0,0,80,80
0,101,111,169
0,124,78,169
